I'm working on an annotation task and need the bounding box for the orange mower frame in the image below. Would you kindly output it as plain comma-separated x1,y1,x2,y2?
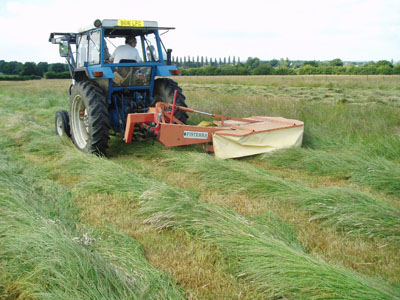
124,91,304,158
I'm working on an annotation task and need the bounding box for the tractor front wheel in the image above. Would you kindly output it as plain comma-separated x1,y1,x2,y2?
55,110,71,137
69,81,110,155
153,78,188,124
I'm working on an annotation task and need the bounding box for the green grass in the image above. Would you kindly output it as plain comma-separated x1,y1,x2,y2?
147,151,400,244
1,77,400,299
139,185,400,299
259,147,400,197
175,75,400,90
0,140,184,300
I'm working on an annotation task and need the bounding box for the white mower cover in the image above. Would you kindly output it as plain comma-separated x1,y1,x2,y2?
212,117,304,159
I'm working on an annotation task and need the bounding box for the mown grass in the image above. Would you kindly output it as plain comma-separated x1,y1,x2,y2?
175,74,400,90
112,139,400,285
1,77,400,299
0,119,266,299
5,126,400,299
0,135,185,300
139,185,400,299
258,147,400,198
138,151,400,244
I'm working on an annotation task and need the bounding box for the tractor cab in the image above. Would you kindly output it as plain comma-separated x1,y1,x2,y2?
50,19,180,85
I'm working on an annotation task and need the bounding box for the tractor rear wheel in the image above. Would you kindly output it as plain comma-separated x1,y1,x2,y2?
69,81,110,155
153,78,188,124
55,110,71,137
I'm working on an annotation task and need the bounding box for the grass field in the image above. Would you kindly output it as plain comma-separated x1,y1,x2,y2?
1,75,400,299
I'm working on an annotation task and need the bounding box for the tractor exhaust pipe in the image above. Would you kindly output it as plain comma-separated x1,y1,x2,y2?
167,49,172,65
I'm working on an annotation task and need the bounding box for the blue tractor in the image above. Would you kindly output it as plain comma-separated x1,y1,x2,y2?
49,19,188,155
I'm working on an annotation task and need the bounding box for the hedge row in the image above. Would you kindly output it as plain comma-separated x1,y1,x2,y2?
0,75,41,81
181,64,400,76
44,72,71,79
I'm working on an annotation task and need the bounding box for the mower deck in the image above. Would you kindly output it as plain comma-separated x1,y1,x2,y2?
124,102,304,159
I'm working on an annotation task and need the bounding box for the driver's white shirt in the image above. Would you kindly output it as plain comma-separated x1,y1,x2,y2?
112,44,142,63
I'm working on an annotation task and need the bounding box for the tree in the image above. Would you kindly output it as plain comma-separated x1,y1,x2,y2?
376,65,393,75
270,59,279,67
279,58,288,68
49,63,67,73
20,62,38,76
245,57,260,70
0,61,23,75
376,60,393,68
393,62,400,74
252,64,274,75
37,62,49,76
304,60,319,67
298,65,314,75
329,58,343,66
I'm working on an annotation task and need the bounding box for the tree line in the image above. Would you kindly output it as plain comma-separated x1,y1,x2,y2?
180,58,400,76
0,61,70,80
172,56,240,68
1,58,399,80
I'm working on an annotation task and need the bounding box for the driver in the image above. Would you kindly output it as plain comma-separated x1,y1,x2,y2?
110,36,142,63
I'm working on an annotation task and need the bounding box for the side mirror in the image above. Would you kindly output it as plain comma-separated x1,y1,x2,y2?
59,41,70,57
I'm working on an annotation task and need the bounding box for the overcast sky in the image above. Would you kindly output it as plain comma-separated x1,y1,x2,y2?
0,0,399,63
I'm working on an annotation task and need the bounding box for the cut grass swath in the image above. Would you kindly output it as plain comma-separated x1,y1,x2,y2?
139,186,400,299
0,147,184,300
22,123,400,245
159,152,400,244
260,147,400,198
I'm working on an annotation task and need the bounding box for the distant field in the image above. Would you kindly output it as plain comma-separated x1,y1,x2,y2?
1,76,400,299
177,74,400,89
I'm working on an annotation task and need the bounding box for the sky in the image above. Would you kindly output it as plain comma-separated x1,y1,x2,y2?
0,0,399,63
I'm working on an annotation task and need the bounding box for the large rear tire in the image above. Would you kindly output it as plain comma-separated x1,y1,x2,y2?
69,81,110,155
153,78,188,124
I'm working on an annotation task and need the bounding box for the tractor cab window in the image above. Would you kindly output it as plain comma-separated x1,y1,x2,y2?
76,34,88,69
76,31,100,68
104,31,165,63
88,30,100,65
105,35,144,63
144,34,159,62
143,33,167,62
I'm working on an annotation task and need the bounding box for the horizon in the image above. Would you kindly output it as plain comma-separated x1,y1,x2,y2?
0,0,399,64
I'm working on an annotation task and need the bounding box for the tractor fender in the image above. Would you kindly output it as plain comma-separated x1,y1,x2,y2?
156,65,180,77
86,66,114,79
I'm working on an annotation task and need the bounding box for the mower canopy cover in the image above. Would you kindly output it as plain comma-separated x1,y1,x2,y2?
212,117,304,159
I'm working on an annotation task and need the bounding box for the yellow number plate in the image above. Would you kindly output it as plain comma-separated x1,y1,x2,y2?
118,20,144,27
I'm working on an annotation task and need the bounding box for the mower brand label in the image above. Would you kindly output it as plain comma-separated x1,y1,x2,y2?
183,131,209,139
118,20,144,27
